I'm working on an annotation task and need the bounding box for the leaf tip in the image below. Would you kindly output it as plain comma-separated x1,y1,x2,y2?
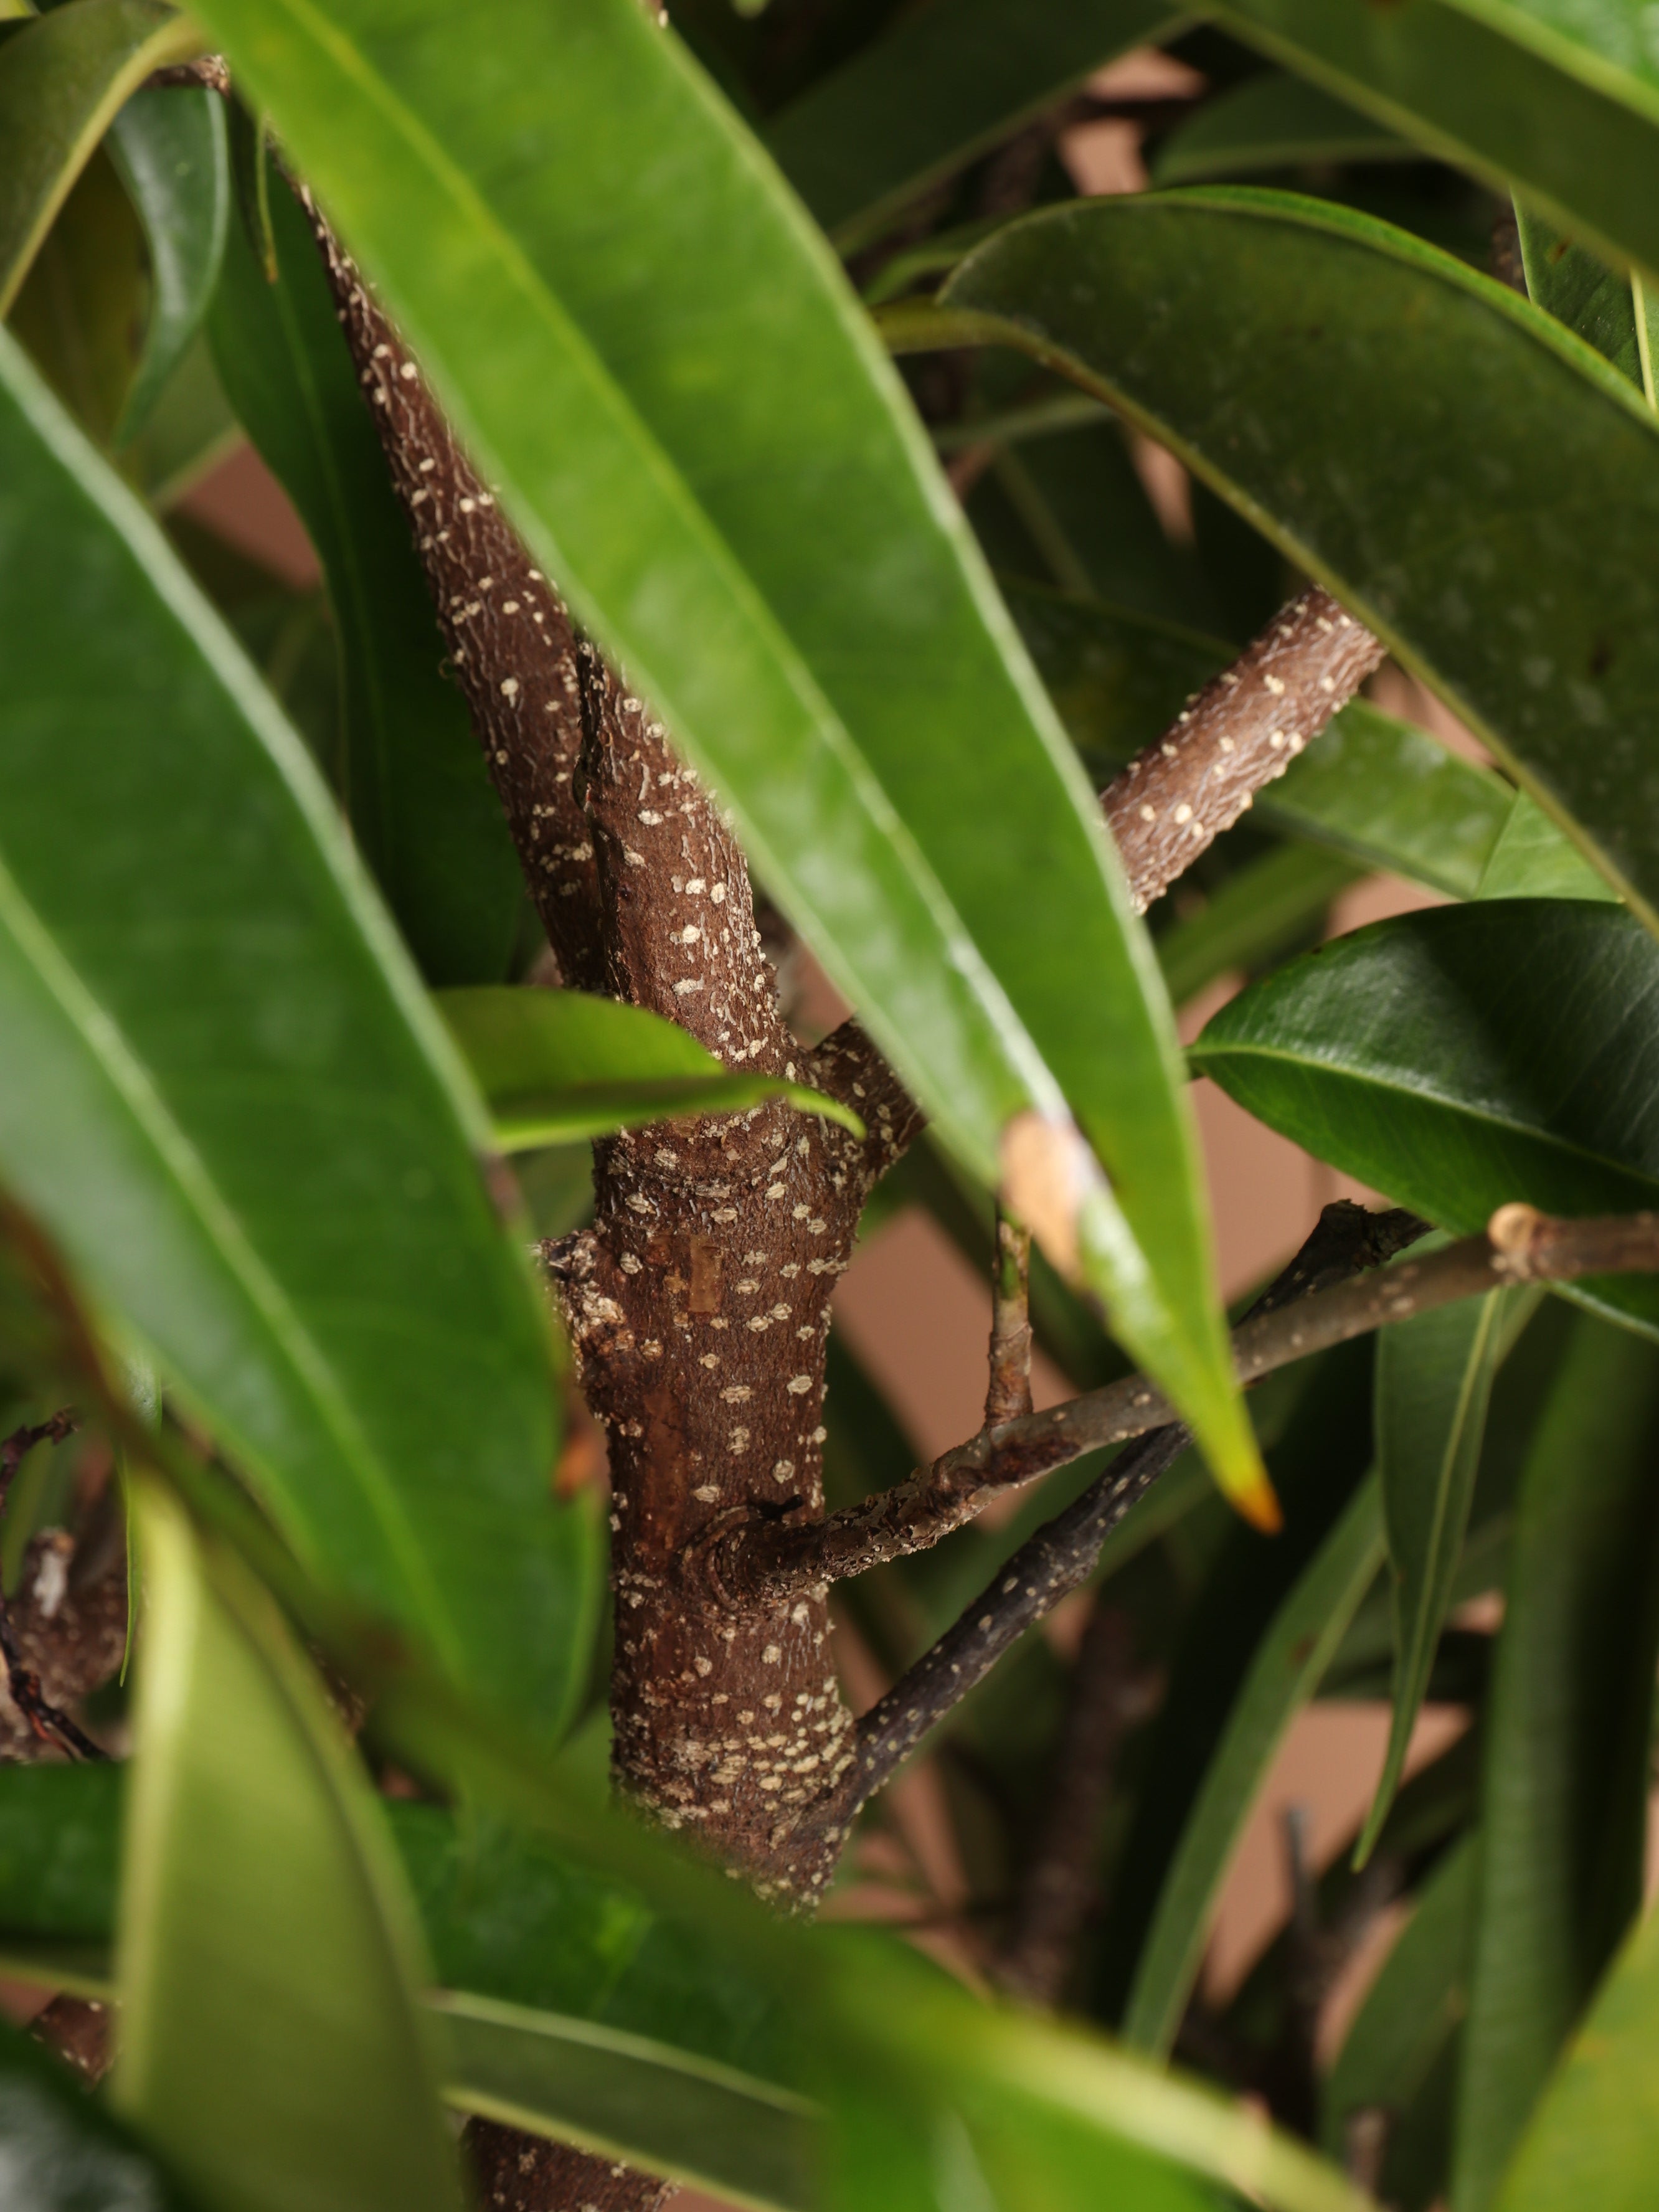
1229,1457,1282,1534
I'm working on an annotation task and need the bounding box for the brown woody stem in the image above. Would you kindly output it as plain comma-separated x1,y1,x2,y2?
1102,585,1385,915
985,1207,1033,1429
718,1201,1657,1609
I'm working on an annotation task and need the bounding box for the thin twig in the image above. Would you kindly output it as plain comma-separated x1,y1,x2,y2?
0,1411,75,1514
717,1200,1657,1608
0,1412,107,1762
838,1200,1430,1815
1102,585,1385,915
985,1207,1034,1430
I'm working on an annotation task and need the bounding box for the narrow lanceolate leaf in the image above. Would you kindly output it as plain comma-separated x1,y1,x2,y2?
109,85,229,443
0,326,596,1737
0,0,201,318
1006,582,1514,901
209,181,525,986
1452,1318,1659,2212
1156,845,1364,1011
1323,1835,1477,2167
1498,1894,1659,2212
762,0,1176,247
437,987,863,1150
1207,0,1659,282
935,192,1659,924
1125,1477,1384,2056
1153,73,1414,186
1189,902,1659,1340
1094,1347,1378,2039
1357,1287,1512,1865
115,1487,461,2212
1477,793,1620,902
184,0,1262,1510
1516,207,1659,403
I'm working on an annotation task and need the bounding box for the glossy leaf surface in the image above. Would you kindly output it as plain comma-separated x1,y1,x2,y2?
115,1487,461,2212
185,0,1259,1506
438,987,862,1149
0,325,593,1735
109,85,229,443
763,0,1175,245
0,0,199,317
1153,73,1413,185
1209,0,1659,279
1452,1316,1659,2211
1006,583,1513,900
1359,1287,1510,1863
209,180,525,985
1191,904,1659,1336
940,192,1659,922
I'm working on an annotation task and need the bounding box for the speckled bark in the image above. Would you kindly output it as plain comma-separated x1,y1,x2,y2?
1102,585,1385,914
303,205,918,1906
465,2121,671,2212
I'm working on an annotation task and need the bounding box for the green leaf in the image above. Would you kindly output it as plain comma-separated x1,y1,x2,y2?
209,177,525,986
1497,1896,1659,2212
1189,901,1659,1338
1153,72,1415,186
0,323,597,1734
763,0,1177,248
1476,792,1622,902
109,84,229,443
1357,1287,1511,1865
437,986,865,1149
1007,581,1513,899
0,2009,204,2211
1323,1833,1476,2165
934,191,1659,922
0,0,200,318
1124,1474,1384,2056
1208,0,1659,281
1156,844,1363,1009
1093,1344,1378,2044
183,0,1261,1510
1516,206,1659,402
1452,1315,1659,2212
113,1485,463,2212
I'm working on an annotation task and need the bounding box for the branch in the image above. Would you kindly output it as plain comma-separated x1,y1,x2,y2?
1102,585,1384,915
985,1206,1033,1429
841,1200,1429,1812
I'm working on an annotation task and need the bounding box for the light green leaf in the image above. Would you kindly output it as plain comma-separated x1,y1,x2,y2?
930,191,1659,924
1153,72,1415,185
438,986,863,1150
208,178,525,986
114,1484,462,2212
763,0,1177,248
1476,791,1622,900
1358,1288,1511,1865
1125,1475,1384,2056
0,321,596,1735
182,0,1261,1510
1497,1892,1659,2212
109,83,229,443
1189,902,1659,1340
1452,1315,1659,2211
1208,0,1659,281
0,0,200,317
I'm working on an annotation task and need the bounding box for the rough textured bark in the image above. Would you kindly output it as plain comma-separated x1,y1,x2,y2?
1102,585,1386,914
465,2121,670,2212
